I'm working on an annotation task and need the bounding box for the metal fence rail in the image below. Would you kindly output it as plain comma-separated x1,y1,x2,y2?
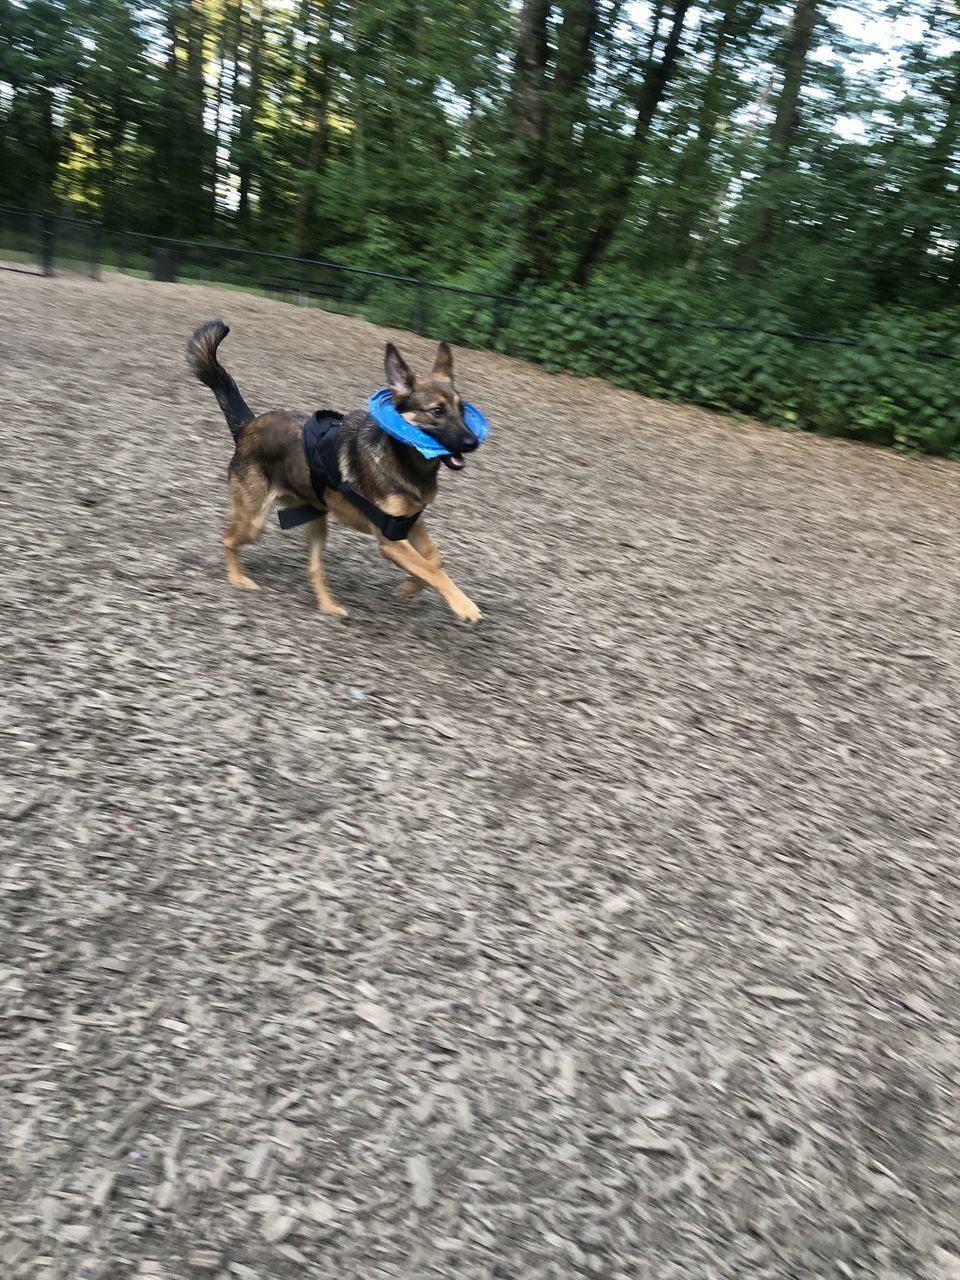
0,205,101,279
0,207,45,276
98,226,525,340
0,204,525,340
0,204,955,365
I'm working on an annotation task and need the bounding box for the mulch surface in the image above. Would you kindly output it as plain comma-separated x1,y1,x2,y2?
2,270,960,1280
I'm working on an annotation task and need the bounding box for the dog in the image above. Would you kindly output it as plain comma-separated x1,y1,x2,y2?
186,321,483,623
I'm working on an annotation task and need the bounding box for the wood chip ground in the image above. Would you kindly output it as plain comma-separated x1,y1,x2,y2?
2,271,959,1278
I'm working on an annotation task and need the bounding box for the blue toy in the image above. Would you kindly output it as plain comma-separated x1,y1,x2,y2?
368,389,490,459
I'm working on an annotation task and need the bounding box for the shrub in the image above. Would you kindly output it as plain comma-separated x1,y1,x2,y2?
491,287,960,457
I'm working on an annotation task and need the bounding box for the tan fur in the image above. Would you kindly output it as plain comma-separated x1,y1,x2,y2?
378,535,482,624
378,492,423,518
307,491,476,617
223,472,275,589
304,516,347,617
219,436,480,621
396,520,443,599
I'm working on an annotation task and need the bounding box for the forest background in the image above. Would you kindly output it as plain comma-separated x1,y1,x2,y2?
2,0,958,452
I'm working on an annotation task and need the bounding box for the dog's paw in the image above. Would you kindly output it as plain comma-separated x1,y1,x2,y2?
229,574,259,591
454,598,483,625
396,578,424,599
320,602,349,619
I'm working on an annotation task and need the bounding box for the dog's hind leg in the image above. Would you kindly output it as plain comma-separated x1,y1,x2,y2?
305,516,348,618
395,520,442,600
223,466,272,590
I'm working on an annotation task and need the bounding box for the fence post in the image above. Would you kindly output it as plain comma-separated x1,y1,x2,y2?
39,212,55,277
412,284,427,333
153,246,178,282
90,222,102,280
491,300,504,348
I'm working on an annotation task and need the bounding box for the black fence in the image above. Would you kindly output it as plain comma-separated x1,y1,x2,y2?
0,205,523,344
1,204,956,367
0,205,101,279
110,226,527,341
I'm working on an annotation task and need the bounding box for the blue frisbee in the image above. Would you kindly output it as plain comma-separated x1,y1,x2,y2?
368,389,489,459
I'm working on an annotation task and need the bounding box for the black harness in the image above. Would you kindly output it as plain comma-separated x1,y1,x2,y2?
277,411,423,542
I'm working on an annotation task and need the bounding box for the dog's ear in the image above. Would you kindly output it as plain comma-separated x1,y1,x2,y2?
432,341,453,382
385,343,415,398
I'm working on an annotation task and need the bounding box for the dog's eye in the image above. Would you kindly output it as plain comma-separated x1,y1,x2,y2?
429,405,444,418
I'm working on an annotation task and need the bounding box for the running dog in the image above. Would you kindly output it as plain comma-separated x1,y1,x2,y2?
187,321,483,623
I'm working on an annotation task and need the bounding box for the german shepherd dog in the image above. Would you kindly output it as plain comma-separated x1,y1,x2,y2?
187,322,483,623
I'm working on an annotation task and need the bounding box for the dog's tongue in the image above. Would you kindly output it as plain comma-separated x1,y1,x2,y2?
443,454,466,471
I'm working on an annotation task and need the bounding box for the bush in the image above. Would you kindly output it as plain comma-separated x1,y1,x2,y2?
492,287,960,457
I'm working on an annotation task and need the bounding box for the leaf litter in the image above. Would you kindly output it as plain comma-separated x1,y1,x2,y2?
0,271,958,1279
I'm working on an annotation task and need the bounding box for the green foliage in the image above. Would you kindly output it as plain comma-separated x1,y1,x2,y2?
2,0,960,456
491,288,960,457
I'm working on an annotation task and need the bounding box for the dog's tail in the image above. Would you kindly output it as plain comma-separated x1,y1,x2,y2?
186,320,255,441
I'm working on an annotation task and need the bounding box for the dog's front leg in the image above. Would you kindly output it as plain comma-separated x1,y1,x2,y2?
379,537,481,624
395,519,442,599
305,516,348,618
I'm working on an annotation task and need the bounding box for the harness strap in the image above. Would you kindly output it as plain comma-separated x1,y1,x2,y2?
277,503,325,530
334,483,422,541
277,411,423,542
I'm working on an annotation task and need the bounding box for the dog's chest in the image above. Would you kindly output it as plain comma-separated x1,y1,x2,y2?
324,489,378,535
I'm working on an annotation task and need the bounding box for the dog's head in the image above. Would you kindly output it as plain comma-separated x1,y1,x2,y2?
384,341,480,470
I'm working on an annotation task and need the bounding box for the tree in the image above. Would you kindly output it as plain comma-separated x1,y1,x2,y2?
571,0,694,284
0,0,958,342
290,0,336,256
738,0,822,271
236,0,264,235
509,0,604,285
671,0,765,260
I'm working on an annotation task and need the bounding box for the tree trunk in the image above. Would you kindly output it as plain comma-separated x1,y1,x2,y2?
347,2,370,216
211,1,236,214
237,0,264,235
686,75,772,276
185,0,212,226
291,41,332,258
739,0,820,271
554,0,599,101
158,0,183,231
572,0,692,285
918,52,960,266
673,0,747,251
511,0,601,284
513,0,550,146
507,0,553,285
219,2,243,215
